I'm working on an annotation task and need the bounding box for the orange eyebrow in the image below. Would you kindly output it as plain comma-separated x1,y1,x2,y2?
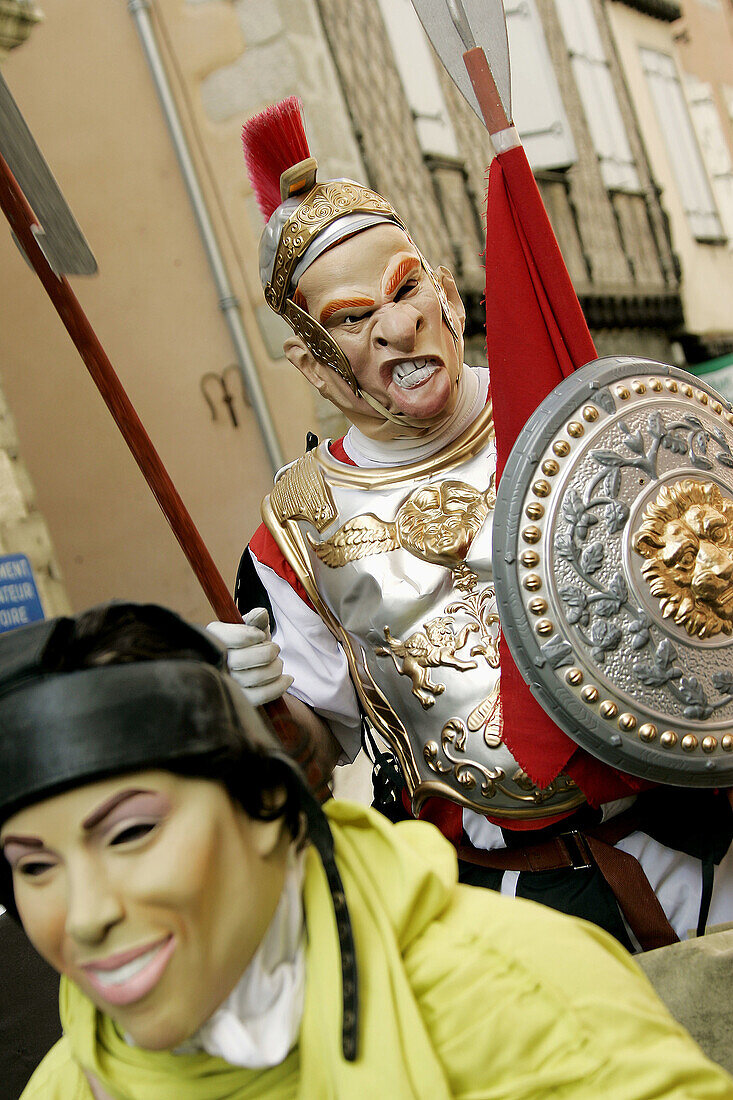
292,287,309,314
320,296,375,325
385,257,420,298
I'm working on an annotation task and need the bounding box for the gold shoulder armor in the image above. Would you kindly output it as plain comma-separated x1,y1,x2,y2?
268,449,337,533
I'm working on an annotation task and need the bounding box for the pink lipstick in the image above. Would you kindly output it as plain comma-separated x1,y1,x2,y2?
81,934,175,1007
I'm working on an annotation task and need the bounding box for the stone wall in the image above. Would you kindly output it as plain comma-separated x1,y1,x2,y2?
0,378,70,617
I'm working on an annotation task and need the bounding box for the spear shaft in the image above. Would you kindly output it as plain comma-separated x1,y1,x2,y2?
0,150,329,801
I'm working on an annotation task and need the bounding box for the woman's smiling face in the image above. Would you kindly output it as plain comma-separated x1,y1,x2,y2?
1,769,289,1050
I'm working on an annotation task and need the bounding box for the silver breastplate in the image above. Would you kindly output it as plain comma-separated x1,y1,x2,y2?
263,405,583,819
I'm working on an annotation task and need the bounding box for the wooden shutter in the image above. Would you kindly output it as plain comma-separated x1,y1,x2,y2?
376,0,459,158
505,0,577,170
555,0,640,191
641,48,724,241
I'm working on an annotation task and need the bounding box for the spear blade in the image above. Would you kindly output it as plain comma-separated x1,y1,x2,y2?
410,0,511,126
0,71,96,275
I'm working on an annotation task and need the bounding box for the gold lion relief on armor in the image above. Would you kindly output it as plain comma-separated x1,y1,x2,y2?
309,477,495,592
633,479,733,639
375,618,478,709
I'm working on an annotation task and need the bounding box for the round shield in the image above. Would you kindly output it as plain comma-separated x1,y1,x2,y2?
493,356,733,786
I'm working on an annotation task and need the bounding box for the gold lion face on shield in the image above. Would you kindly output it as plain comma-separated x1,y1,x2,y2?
633,479,733,639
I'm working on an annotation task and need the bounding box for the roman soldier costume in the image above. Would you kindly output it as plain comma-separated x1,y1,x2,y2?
239,98,733,952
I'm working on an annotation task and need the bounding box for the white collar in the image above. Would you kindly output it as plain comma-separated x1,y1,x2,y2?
342,365,487,467
173,847,306,1068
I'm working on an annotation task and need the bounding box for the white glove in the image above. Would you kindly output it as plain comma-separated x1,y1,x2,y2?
206,608,293,707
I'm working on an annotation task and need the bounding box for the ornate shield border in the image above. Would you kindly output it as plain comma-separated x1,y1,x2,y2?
493,356,733,786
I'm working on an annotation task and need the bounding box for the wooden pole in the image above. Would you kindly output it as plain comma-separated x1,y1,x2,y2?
462,46,510,135
0,151,329,800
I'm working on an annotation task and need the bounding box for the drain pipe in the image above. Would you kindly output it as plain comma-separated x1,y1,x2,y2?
127,0,284,473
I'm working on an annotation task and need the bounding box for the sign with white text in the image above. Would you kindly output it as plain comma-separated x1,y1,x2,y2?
0,554,44,632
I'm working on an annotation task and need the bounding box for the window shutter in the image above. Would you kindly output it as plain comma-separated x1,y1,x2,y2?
641,48,724,241
376,0,459,158
505,0,577,171
685,75,733,244
555,0,640,191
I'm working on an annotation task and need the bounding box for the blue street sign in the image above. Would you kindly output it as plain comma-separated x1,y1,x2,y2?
0,554,44,633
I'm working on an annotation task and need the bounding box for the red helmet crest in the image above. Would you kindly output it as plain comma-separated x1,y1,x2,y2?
241,96,311,221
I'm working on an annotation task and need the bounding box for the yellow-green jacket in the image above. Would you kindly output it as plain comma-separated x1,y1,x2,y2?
22,800,733,1099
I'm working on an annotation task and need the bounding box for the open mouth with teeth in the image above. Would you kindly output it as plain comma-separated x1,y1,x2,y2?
391,358,440,390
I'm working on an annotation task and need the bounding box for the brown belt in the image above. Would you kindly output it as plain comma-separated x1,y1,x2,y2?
456,810,679,952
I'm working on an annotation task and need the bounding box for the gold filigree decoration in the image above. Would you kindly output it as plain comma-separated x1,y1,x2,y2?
466,685,503,749
425,720,578,804
445,587,502,747
264,181,403,393
446,587,501,668
269,450,337,533
266,181,401,314
512,768,578,804
309,477,495,591
282,298,355,390
633,479,733,638
424,721,505,799
375,618,478,709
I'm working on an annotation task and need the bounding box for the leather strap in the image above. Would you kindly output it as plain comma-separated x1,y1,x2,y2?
584,835,679,951
456,809,679,952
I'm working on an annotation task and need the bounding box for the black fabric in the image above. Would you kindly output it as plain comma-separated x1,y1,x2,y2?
698,858,716,938
457,860,503,892
634,787,733,864
0,913,60,1099
234,546,275,632
444,789,731,948
500,802,603,847
299,787,359,1061
457,846,633,950
0,660,249,830
516,866,634,951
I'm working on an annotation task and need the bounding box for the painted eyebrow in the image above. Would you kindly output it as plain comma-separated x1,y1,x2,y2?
1,834,43,851
384,257,420,298
82,789,150,831
1,790,157,853
319,296,375,325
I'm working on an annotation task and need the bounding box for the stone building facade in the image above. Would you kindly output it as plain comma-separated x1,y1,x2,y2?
199,0,687,395
607,0,733,366
311,0,683,366
0,390,70,619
